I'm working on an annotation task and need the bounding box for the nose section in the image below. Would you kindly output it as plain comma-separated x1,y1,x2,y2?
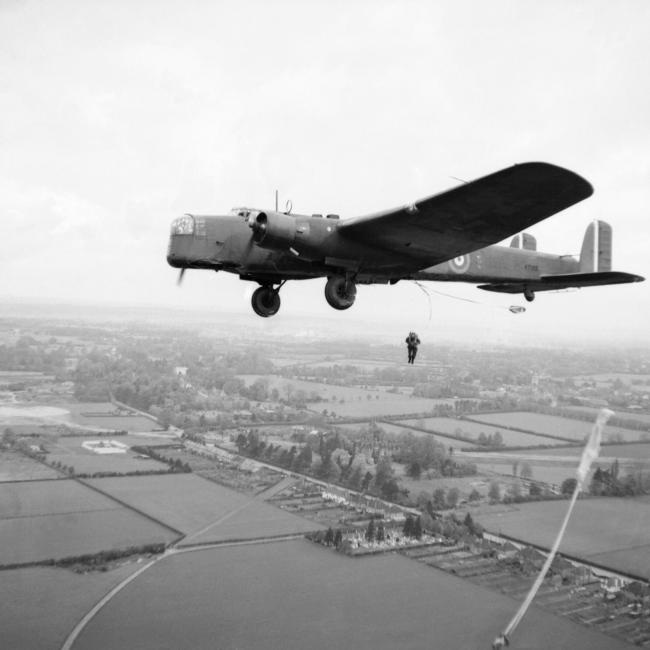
167,214,195,269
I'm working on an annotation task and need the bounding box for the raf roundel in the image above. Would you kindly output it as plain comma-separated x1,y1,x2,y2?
449,255,471,274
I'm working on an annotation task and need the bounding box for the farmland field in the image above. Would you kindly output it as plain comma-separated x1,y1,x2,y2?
462,458,578,486
0,563,142,650
237,374,441,416
573,373,650,386
522,442,650,461
0,401,159,432
62,402,160,432
73,539,628,650
43,435,170,474
474,497,650,579
0,450,60,481
564,405,650,427
0,480,178,565
468,412,641,442
87,474,320,543
400,417,555,447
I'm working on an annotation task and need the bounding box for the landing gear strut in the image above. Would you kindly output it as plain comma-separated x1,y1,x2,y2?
325,275,357,310
523,287,535,303
251,285,281,317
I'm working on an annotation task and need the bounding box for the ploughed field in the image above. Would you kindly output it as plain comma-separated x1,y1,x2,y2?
72,539,630,650
86,474,321,544
0,479,179,566
475,497,650,579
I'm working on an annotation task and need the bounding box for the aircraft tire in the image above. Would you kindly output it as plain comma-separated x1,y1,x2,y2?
523,288,535,302
251,286,281,317
324,276,357,310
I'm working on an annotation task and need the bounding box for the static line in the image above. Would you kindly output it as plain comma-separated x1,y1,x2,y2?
493,408,613,648
412,281,525,315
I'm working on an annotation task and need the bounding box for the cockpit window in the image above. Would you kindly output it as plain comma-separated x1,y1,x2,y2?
171,214,195,235
229,207,252,219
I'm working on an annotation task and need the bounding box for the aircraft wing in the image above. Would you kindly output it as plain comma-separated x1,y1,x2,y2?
478,271,645,294
338,162,593,265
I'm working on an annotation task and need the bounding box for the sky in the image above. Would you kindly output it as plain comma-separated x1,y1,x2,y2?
1,0,649,345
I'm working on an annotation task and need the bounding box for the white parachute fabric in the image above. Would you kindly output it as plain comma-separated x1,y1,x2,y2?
496,408,614,646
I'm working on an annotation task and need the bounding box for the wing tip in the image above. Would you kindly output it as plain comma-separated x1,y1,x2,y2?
514,161,594,200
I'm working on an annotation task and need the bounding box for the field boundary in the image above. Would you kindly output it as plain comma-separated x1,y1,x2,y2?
77,478,185,539
378,419,476,446
461,416,575,443
487,530,650,584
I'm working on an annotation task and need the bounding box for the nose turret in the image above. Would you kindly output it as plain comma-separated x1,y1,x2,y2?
167,214,195,268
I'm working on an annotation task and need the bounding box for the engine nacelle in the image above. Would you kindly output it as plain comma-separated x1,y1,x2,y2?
248,211,296,250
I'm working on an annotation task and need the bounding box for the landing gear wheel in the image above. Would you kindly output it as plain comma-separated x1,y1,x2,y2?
251,286,281,317
324,275,357,310
523,287,535,303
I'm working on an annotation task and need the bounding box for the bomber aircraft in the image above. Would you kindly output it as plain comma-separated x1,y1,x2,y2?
167,162,644,316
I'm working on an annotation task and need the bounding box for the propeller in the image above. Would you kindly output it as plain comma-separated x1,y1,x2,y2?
248,212,267,243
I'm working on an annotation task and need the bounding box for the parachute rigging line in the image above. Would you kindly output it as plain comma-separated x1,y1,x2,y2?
493,408,614,648
413,281,433,321
412,282,525,315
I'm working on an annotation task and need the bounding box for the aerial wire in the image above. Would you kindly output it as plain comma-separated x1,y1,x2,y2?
492,408,614,649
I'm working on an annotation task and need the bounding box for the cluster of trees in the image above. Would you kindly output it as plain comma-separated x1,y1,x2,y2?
0,336,68,375
426,512,483,541
236,431,313,472
476,431,505,448
401,515,423,539
130,446,192,473
393,433,477,479
48,543,166,569
589,461,650,496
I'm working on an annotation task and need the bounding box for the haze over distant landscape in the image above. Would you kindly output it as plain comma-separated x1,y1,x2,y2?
1,0,649,344
2,2,650,649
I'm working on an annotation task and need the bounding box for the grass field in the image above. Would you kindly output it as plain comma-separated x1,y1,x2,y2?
565,405,650,427
87,474,320,543
0,480,178,565
62,402,159,432
237,374,441,417
474,497,650,579
43,435,170,474
401,417,554,447
465,459,578,486
73,539,628,650
522,442,650,461
470,412,641,442
0,401,159,433
0,563,142,650
0,450,60,481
